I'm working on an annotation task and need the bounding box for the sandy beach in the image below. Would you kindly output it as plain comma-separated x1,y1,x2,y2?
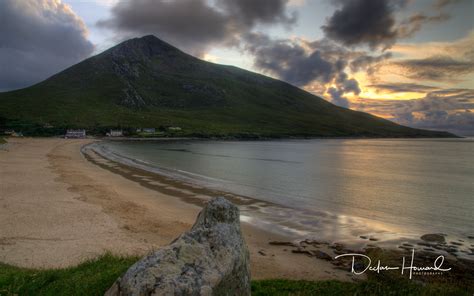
0,138,353,281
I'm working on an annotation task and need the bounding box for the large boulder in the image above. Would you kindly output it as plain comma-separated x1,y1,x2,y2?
106,197,251,296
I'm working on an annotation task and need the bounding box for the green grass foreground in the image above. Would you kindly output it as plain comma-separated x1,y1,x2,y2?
0,254,469,296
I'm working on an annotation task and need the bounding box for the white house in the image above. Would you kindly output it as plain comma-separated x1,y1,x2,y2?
65,129,86,138
108,130,123,137
142,128,156,133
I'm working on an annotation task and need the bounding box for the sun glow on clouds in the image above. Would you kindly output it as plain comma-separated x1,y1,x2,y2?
339,31,474,110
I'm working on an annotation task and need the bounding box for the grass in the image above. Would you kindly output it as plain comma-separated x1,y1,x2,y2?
0,254,470,296
0,254,138,296
0,137,5,144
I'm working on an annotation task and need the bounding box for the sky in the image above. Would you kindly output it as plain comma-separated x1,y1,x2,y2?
1,0,473,135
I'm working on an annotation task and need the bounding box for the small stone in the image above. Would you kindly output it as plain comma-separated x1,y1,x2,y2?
291,248,313,256
269,241,296,247
314,251,332,261
258,250,266,256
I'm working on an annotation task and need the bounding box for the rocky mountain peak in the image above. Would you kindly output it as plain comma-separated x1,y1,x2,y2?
107,35,185,61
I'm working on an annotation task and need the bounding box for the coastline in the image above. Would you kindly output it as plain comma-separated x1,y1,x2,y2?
87,139,474,259
0,138,354,281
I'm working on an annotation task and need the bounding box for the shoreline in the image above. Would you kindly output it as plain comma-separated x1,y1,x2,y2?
81,139,474,282
0,138,354,281
100,134,464,142
86,140,474,262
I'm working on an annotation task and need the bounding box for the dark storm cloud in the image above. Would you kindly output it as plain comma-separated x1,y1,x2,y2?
97,0,229,55
326,72,361,108
0,0,94,91
98,0,294,55
243,34,366,107
336,73,361,95
368,83,440,93
327,87,350,108
243,34,338,86
322,0,455,49
321,0,407,49
393,55,474,81
217,0,296,27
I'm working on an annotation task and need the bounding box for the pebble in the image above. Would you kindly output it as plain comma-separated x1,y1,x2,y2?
420,233,446,243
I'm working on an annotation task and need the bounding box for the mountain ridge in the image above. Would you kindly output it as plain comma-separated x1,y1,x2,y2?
0,35,456,138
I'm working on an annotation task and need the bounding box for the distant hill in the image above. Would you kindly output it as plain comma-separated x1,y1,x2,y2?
0,35,455,138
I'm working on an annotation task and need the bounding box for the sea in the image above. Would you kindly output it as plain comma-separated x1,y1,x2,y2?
90,138,474,257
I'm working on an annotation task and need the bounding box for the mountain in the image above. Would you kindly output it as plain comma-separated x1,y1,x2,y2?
0,35,455,137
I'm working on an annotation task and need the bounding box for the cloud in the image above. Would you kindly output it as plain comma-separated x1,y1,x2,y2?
353,88,474,135
243,34,366,107
325,72,361,108
243,34,339,86
350,52,392,74
217,0,296,27
322,0,456,50
397,12,450,39
0,0,94,92
98,0,295,56
434,0,463,9
393,55,474,81
368,83,440,93
336,73,361,95
327,87,350,108
321,0,407,49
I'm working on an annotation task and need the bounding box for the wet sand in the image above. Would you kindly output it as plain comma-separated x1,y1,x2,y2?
0,138,353,281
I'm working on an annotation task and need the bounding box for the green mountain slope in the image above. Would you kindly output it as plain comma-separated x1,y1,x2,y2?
0,35,455,137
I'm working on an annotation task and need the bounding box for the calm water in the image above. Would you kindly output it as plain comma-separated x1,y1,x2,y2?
96,138,474,252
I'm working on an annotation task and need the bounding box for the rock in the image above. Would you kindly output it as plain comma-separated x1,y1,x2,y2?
291,248,313,256
420,233,446,243
300,239,321,246
106,197,251,296
268,241,297,247
314,251,332,261
258,250,266,256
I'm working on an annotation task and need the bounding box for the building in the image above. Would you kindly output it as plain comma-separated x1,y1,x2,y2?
3,129,15,135
168,126,182,131
142,128,156,133
108,130,123,137
65,129,86,138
